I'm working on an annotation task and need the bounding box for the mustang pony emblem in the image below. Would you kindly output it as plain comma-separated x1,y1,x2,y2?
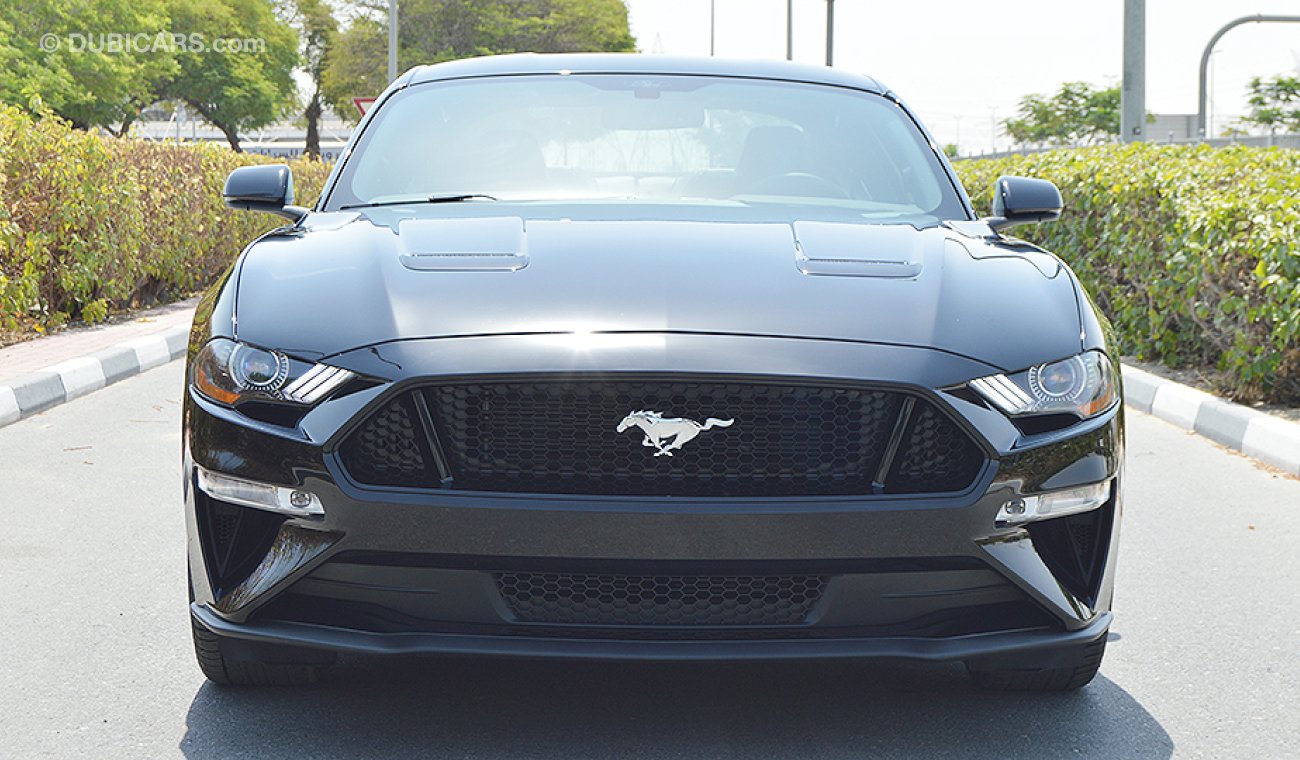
616,410,734,457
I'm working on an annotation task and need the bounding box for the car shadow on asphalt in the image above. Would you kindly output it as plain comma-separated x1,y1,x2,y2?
179,656,1172,758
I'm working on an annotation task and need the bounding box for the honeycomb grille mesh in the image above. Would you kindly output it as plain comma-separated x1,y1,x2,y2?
885,400,987,493
425,380,901,497
338,395,432,488
337,378,986,497
495,572,827,627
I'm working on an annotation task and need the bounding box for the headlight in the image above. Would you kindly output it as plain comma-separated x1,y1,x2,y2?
192,338,354,406
970,350,1117,419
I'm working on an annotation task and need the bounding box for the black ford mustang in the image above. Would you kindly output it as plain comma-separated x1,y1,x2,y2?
184,54,1122,690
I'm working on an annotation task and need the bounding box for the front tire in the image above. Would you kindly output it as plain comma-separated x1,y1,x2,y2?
191,617,334,686
965,635,1106,691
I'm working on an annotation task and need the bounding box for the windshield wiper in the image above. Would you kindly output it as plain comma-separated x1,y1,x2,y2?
340,193,498,210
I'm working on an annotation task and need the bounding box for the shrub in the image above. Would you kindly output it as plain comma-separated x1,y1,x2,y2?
0,105,331,334
956,143,1300,404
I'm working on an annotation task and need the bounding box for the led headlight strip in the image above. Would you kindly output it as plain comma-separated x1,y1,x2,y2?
970,374,1034,415
283,364,354,404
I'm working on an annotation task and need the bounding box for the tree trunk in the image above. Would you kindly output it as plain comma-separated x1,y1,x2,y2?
187,100,242,152
111,113,136,138
219,123,243,153
304,90,322,160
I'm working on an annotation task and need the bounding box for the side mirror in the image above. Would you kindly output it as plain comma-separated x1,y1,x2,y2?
222,164,307,222
986,175,1062,232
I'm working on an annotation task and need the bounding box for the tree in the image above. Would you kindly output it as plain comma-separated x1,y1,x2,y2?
279,0,339,158
1003,81,1120,147
0,0,176,133
322,0,637,122
1242,75,1300,135
158,0,299,151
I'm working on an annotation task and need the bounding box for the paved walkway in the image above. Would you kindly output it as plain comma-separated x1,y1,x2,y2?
0,299,197,386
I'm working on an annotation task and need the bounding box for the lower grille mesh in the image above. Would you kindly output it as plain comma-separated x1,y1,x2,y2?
495,572,827,627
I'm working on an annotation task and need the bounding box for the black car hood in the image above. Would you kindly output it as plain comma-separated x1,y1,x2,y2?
233,209,1082,372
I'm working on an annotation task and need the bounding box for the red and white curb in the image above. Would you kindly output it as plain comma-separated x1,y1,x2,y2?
1122,365,1300,476
0,326,188,427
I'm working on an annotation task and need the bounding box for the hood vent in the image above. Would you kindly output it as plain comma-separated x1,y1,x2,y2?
793,220,923,279
397,216,528,272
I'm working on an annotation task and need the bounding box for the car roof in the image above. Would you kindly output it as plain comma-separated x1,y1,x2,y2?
405,53,886,93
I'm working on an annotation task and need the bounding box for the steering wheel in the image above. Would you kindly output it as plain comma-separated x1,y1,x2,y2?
747,171,848,199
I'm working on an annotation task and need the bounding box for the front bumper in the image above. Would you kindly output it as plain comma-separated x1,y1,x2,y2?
184,334,1123,662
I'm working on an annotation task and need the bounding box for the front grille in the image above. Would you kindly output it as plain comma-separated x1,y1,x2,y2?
884,400,988,493
495,571,827,627
337,394,433,488
337,377,986,497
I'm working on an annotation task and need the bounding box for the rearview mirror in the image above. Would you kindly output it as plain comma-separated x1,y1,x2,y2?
223,164,307,222
986,175,1062,232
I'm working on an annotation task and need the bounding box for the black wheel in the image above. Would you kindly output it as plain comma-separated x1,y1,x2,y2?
966,635,1106,692
191,617,334,686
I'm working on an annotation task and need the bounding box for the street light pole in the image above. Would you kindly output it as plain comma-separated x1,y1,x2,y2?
787,0,793,61
1196,15,1300,137
387,0,398,83
825,0,835,66
1121,0,1145,143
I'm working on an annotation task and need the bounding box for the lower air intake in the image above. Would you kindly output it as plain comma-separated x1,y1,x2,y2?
494,571,827,627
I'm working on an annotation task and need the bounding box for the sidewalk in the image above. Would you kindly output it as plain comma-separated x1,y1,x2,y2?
0,299,197,425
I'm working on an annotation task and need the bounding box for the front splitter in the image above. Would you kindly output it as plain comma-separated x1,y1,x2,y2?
191,602,1110,665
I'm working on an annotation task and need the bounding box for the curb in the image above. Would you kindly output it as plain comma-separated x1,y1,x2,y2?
1122,364,1300,476
0,326,189,428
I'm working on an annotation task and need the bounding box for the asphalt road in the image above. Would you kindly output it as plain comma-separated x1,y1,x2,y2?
2,362,1298,759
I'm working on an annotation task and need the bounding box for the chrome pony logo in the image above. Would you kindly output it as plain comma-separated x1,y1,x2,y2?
616,410,734,457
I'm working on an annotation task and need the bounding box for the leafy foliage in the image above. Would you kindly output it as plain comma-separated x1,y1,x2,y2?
158,0,300,152
1003,82,1120,147
322,0,637,122
0,0,176,131
0,0,299,149
957,144,1300,404
0,105,330,333
1242,74,1300,134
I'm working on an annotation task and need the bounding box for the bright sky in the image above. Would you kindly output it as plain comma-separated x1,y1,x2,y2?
625,0,1300,153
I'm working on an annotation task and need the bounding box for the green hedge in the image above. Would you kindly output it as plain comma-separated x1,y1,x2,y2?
956,144,1300,404
0,105,331,334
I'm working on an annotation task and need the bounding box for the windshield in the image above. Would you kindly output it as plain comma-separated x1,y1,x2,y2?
324,74,966,221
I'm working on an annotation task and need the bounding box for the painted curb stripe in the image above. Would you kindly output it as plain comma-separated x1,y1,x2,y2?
1122,364,1300,475
48,356,106,400
0,326,189,429
123,334,172,371
1242,417,1300,474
